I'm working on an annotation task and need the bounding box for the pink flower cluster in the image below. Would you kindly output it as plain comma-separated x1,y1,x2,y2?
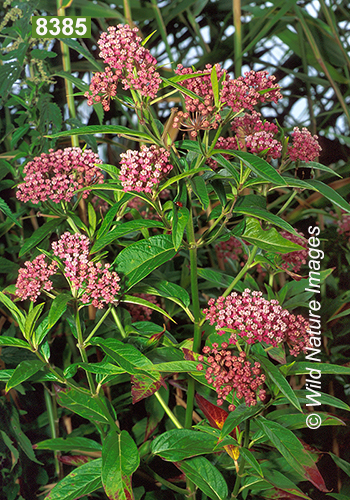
215,236,243,262
203,289,310,355
173,67,281,137
15,255,58,302
16,148,104,204
197,345,266,408
119,145,173,193
279,230,308,272
85,24,161,111
336,212,350,239
288,127,321,162
206,136,238,170
16,232,120,308
221,70,282,112
127,293,160,322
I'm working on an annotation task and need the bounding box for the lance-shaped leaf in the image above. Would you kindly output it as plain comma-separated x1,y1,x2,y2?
113,234,176,290
46,458,102,500
242,218,306,253
131,373,166,404
0,336,31,350
172,205,189,251
122,294,175,323
19,218,63,257
152,428,235,461
175,456,228,500
55,385,113,424
6,359,44,392
195,394,240,460
102,430,140,500
219,402,263,440
34,437,102,453
255,417,329,491
0,292,26,332
89,337,155,376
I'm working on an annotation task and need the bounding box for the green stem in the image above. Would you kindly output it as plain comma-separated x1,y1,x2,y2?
111,307,127,338
43,386,60,477
75,307,95,393
154,391,183,429
232,419,250,498
57,0,79,148
276,189,297,216
223,245,258,298
84,306,112,345
143,465,189,495
233,0,242,77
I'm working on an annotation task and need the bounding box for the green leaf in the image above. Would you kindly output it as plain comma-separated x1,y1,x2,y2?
239,447,264,477
161,77,205,102
47,124,154,141
19,218,62,257
140,280,190,307
0,430,19,470
46,458,102,500
329,452,350,478
24,302,45,341
242,218,305,253
91,219,164,254
148,361,199,372
64,361,126,379
0,197,21,227
131,373,166,404
307,179,350,213
0,336,31,350
102,430,140,500
34,437,102,452
210,65,219,108
210,179,227,206
255,417,328,491
31,49,57,59
275,390,350,412
122,294,175,323
96,194,133,239
267,410,345,429
152,429,231,460
283,362,350,376
211,154,239,184
88,202,96,233
6,359,44,392
172,205,189,251
233,206,298,235
89,337,154,375
113,234,176,290
255,354,302,411
220,403,263,439
191,176,210,210
47,293,71,331
59,38,103,71
176,456,228,500
56,386,112,424
0,292,26,332
212,149,286,185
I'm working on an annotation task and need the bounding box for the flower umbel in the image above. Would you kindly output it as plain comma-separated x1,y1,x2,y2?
16,232,120,308
197,345,266,408
203,288,310,355
119,145,173,193
16,148,104,204
288,127,321,162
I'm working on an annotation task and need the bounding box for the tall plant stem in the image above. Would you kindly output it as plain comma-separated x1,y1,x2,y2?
233,0,242,77
154,391,183,429
43,385,61,478
232,419,250,498
223,245,258,298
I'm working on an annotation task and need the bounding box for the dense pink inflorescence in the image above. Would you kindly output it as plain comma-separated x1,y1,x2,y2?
279,230,308,272
85,24,161,110
15,255,58,302
16,232,120,308
221,70,282,112
336,212,350,239
16,148,104,204
215,236,243,262
197,345,266,407
119,145,173,193
127,293,160,322
206,136,239,170
288,127,321,162
203,288,310,355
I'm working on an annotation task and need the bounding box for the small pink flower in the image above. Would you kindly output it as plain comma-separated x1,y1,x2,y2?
15,255,58,302
119,145,172,193
197,347,266,407
203,289,310,356
288,127,321,162
279,230,308,272
127,293,160,322
16,148,104,204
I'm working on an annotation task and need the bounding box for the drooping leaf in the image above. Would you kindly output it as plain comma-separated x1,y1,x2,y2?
113,234,176,289
255,417,329,491
34,437,102,453
242,218,306,253
102,430,140,500
6,359,44,392
19,219,62,257
175,456,228,500
172,205,189,251
46,458,102,500
131,373,166,404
